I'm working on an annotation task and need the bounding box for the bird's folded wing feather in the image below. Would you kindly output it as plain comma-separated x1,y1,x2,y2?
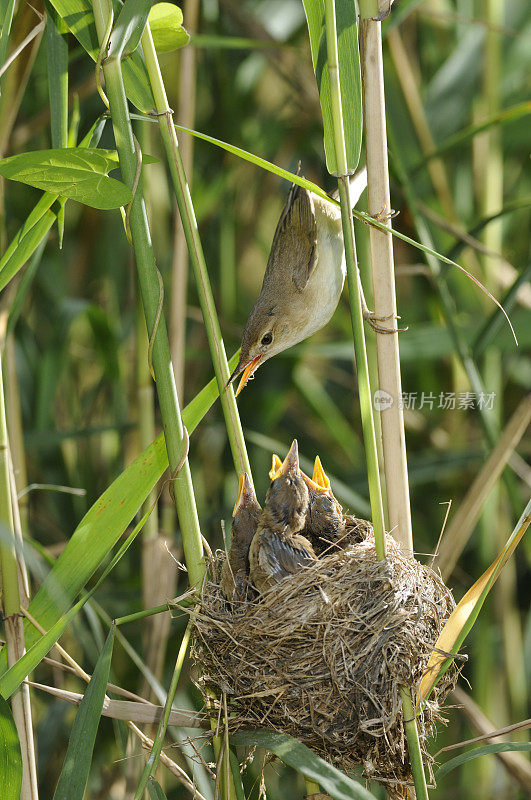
259,532,315,578
267,185,317,293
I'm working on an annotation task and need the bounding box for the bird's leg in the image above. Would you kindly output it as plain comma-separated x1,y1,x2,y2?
356,268,407,334
357,203,407,334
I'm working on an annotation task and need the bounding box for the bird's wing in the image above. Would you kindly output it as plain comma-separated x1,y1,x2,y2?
269,184,317,292
259,532,315,579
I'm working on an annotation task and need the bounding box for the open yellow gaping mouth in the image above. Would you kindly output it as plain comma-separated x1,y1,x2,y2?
235,354,263,396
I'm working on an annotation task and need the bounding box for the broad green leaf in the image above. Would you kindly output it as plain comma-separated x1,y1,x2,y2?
53,625,115,799
109,0,153,59
46,0,155,112
0,120,106,293
434,743,531,781
302,0,362,174
0,352,239,679
0,148,132,210
149,3,189,52
230,730,377,800
416,498,531,706
0,695,22,800
147,778,168,800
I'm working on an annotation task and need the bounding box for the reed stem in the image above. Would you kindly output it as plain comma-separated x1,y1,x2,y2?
323,0,386,559
140,25,252,481
91,0,204,587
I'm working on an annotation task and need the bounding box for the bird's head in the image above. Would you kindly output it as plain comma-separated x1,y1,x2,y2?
232,472,261,541
228,302,293,396
265,439,309,531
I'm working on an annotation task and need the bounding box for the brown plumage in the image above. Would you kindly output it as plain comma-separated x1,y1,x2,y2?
300,456,345,554
249,440,316,594
220,473,261,601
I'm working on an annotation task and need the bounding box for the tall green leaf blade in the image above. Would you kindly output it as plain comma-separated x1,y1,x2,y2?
0,149,132,209
0,352,238,676
230,730,377,800
302,0,362,174
53,625,115,799
109,0,152,59
0,696,22,800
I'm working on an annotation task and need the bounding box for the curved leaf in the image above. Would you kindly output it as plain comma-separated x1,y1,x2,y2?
149,3,189,52
435,743,531,781
230,730,377,800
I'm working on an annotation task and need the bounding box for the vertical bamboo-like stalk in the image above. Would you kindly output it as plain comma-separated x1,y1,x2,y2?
0,351,39,799
359,2,413,559
91,0,204,588
170,0,200,401
323,0,386,559
357,2,424,795
140,26,252,481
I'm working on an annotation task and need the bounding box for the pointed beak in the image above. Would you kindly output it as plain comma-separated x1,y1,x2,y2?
228,354,263,397
312,456,331,490
269,454,283,480
271,439,299,479
232,472,258,516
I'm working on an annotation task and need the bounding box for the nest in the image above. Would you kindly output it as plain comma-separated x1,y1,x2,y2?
191,525,457,793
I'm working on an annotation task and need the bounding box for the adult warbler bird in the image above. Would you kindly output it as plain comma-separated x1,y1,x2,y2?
228,168,368,395
220,472,261,602
249,440,316,594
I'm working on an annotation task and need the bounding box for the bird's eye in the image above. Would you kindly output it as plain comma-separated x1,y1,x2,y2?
261,332,273,346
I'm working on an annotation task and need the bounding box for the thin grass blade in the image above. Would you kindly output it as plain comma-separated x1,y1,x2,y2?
52,625,115,799
435,743,531,781
0,695,22,800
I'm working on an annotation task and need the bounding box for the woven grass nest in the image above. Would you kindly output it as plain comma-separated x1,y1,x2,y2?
191,520,457,793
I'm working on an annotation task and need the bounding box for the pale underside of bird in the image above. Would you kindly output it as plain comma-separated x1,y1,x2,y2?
228,168,368,395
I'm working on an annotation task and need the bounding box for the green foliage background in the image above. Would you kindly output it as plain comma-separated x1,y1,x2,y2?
0,0,529,797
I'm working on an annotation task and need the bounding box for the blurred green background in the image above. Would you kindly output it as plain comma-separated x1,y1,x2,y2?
1,0,530,797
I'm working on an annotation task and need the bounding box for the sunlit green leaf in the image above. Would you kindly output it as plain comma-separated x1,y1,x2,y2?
149,3,189,52
0,149,132,210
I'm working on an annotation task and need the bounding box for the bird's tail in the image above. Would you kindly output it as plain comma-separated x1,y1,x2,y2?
329,165,367,208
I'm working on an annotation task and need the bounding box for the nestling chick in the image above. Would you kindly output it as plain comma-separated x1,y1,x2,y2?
249,440,316,593
228,169,368,395
302,456,346,555
220,473,261,601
